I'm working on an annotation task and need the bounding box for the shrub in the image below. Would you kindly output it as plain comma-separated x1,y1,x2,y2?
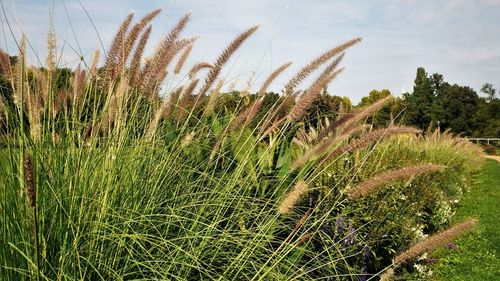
0,9,482,280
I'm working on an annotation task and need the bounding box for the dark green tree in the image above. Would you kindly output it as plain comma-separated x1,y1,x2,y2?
402,67,439,129
480,83,496,101
439,84,480,136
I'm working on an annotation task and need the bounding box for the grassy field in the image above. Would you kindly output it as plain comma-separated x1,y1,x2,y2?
429,159,500,280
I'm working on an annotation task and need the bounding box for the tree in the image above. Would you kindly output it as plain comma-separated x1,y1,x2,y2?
402,67,438,129
439,84,480,136
358,89,391,107
480,83,496,101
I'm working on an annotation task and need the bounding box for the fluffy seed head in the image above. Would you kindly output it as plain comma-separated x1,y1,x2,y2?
198,25,259,98
347,164,446,199
24,152,36,208
321,126,421,164
393,219,477,265
284,37,362,95
278,181,308,214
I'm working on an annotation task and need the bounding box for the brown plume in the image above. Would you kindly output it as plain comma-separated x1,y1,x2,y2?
284,37,361,95
174,43,193,74
320,126,421,164
198,25,259,98
347,164,446,199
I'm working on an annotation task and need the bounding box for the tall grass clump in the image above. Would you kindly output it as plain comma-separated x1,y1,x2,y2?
0,9,484,280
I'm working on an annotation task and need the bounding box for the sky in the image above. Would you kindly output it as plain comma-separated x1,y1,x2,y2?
1,0,499,103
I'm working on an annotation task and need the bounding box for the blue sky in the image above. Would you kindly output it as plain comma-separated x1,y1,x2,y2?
1,0,499,103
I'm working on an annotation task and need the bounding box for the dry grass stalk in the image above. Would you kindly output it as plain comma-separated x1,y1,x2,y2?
129,25,152,86
46,26,56,73
174,43,193,74
288,68,344,122
143,37,197,94
277,181,308,214
120,9,161,70
198,25,259,98
202,80,224,117
257,61,293,96
145,86,186,140
164,86,183,118
394,219,477,264
379,268,394,281
24,152,36,208
231,95,265,130
188,62,213,78
326,95,393,140
90,48,100,78
259,95,295,137
13,36,27,106
105,77,130,128
291,124,368,170
72,65,87,108
347,164,446,199
141,13,192,88
284,37,362,95
175,79,199,121
320,126,421,163
103,13,134,82
0,49,13,80
181,131,196,148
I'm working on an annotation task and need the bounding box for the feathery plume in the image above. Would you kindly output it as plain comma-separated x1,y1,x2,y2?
394,219,477,264
347,164,446,199
202,80,224,117
46,24,56,73
103,12,134,82
198,25,259,98
278,181,308,214
90,48,100,78
284,37,361,95
174,43,193,74
129,25,152,85
24,152,36,208
257,61,293,96
320,126,421,164
165,86,183,118
379,268,394,281
181,131,196,148
145,86,185,140
13,36,26,106
231,95,265,130
188,62,213,78
143,37,198,94
141,13,191,85
120,9,161,69
318,95,393,141
288,67,344,122
72,65,87,108
291,124,368,170
0,49,12,80
175,79,199,121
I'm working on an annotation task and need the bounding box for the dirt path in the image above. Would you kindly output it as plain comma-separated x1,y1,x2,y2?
484,155,500,162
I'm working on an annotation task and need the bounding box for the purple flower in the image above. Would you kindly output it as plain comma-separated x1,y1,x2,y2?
321,222,330,233
335,217,344,238
362,246,370,260
446,241,457,251
344,223,355,245
427,256,437,264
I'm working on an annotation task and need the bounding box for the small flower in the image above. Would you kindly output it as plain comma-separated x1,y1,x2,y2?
335,217,344,237
427,256,437,264
445,241,457,250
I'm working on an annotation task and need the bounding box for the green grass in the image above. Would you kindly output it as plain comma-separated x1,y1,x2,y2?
429,159,500,280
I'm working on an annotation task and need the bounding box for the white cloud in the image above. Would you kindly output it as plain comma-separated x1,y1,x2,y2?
1,0,499,102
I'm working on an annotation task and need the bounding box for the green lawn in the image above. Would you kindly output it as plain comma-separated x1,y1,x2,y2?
430,159,500,280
